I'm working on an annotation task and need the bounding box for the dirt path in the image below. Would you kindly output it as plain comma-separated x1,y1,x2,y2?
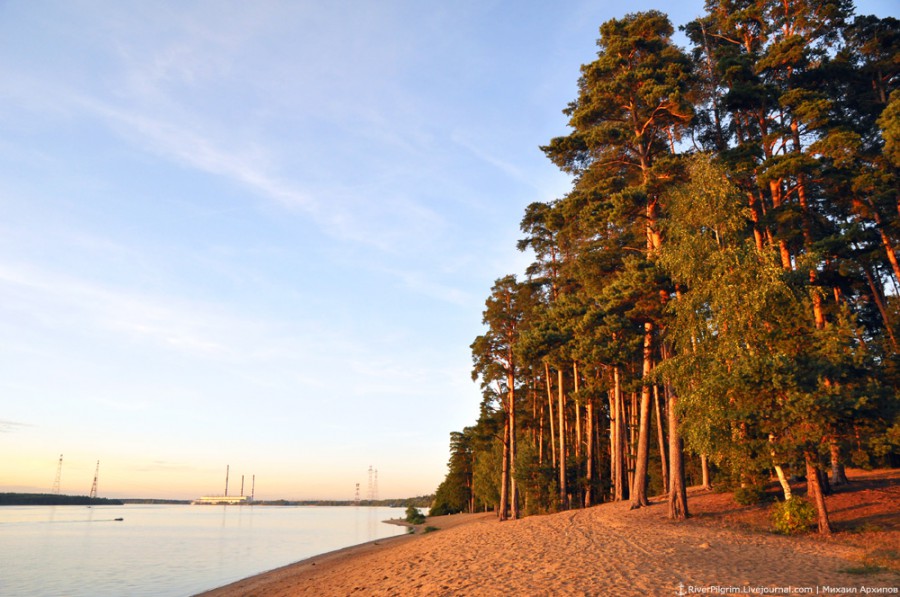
198,499,898,596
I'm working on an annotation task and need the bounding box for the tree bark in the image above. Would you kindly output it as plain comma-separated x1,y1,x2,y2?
508,367,519,520
770,434,792,500
558,367,568,510
574,362,582,460
700,454,711,490
499,418,509,521
805,451,832,535
585,396,595,507
666,384,689,520
611,366,627,501
830,441,848,487
630,322,653,509
654,384,668,495
862,262,898,349
774,464,793,501
545,363,557,468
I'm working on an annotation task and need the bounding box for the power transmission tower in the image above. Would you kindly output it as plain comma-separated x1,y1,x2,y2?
51,454,63,495
367,465,373,501
354,482,360,506
374,468,378,502
89,461,99,499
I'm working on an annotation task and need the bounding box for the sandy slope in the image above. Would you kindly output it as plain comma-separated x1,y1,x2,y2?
197,496,898,596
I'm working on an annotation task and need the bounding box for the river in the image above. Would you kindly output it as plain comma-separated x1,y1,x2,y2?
0,504,407,596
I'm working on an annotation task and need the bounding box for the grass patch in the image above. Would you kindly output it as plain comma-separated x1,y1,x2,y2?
839,562,886,575
423,526,439,534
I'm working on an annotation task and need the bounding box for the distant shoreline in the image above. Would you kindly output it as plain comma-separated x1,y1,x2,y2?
0,493,124,506
0,493,432,507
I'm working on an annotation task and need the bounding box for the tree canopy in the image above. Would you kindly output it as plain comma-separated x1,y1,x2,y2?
435,2,899,535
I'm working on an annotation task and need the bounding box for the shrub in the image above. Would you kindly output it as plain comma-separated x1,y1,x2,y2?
771,498,816,535
405,505,426,525
733,485,767,505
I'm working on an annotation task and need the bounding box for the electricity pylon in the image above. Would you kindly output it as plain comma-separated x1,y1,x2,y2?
89,461,99,499
51,454,63,495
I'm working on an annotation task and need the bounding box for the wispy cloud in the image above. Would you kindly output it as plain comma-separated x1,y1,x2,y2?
378,265,472,306
451,130,536,188
0,419,32,433
0,260,235,359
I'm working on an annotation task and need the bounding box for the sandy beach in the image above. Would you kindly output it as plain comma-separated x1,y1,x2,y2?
198,484,899,597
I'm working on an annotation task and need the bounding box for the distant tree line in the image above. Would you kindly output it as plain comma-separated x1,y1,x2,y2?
432,0,899,535
0,493,124,506
253,496,434,508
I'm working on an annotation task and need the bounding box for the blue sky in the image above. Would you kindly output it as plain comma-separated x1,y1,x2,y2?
1,0,895,500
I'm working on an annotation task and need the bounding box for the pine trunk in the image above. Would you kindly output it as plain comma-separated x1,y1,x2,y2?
558,367,567,510
666,384,689,520
499,418,509,521
654,384,668,494
630,322,653,509
585,398,594,507
508,368,519,520
878,224,900,284
545,363,557,467
805,451,832,535
611,366,627,501
574,362,582,460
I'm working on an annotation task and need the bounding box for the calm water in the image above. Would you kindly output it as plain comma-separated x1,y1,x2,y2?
0,504,407,596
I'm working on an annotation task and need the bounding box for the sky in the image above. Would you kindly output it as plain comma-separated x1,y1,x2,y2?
1,0,896,501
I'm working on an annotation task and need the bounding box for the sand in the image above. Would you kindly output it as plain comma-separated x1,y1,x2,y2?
197,492,899,597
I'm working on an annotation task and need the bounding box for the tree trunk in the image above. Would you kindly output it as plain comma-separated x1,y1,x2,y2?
508,368,519,520
574,362,582,460
609,388,618,500
538,395,544,467
830,441,848,487
612,366,627,501
805,451,832,535
558,368,568,510
654,384,668,495
545,363,557,467
666,384,689,520
868,204,900,284
499,418,509,521
862,262,898,349
585,397,595,507
630,322,653,509
628,391,637,492
770,434,793,500
774,465,792,501
619,380,629,501
700,454,711,490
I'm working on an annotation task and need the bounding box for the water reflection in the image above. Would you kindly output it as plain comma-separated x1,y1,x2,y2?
0,505,406,597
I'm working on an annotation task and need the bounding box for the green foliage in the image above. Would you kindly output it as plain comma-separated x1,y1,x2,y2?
404,505,426,525
437,4,900,528
771,498,817,535
514,436,559,516
734,485,768,506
